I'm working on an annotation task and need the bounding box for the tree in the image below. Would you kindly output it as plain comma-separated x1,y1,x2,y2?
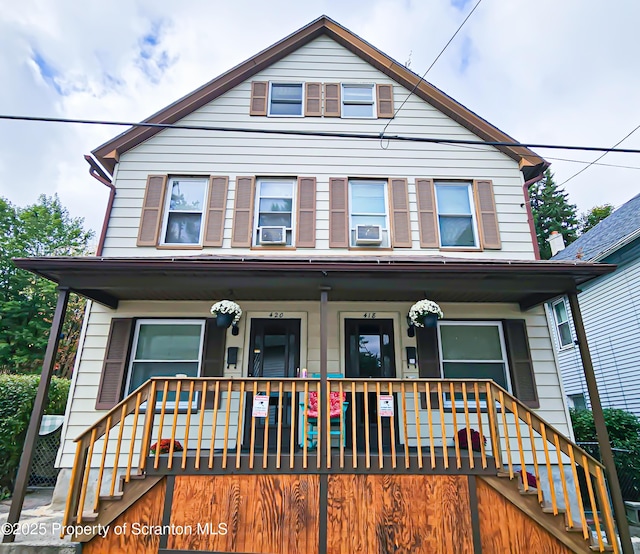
528,169,579,259
0,195,94,374
580,204,614,235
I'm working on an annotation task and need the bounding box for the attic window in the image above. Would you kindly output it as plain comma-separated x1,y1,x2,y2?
269,83,303,116
342,84,375,118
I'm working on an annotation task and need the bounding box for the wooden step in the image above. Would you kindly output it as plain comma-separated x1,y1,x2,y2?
590,545,614,552
99,493,123,501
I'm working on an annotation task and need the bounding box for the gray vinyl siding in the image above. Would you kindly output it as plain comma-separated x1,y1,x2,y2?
101,35,535,259
551,255,640,417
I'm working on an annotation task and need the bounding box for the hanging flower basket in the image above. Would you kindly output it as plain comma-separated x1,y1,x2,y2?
408,299,443,328
210,300,242,328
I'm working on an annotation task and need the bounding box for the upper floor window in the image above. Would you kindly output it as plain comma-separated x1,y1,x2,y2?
342,84,375,118
552,298,572,348
269,83,303,116
569,393,587,410
348,180,389,247
434,181,478,248
125,320,204,398
162,177,208,245
254,179,295,246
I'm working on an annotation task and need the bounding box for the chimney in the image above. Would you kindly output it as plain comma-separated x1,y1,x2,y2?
548,231,566,256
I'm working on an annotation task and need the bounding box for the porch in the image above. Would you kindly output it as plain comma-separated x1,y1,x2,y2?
64,376,618,553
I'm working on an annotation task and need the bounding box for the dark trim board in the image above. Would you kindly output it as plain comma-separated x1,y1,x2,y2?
159,475,175,550
467,475,483,554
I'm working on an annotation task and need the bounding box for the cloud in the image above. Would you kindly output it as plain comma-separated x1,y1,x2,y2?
0,0,638,237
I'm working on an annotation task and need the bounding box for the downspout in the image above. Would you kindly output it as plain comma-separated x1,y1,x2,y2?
522,168,547,261
84,155,115,257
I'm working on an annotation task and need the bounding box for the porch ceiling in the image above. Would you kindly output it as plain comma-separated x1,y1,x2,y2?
13,255,614,310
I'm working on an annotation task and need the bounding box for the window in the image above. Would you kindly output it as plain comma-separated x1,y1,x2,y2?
125,320,205,403
552,298,572,348
569,393,587,410
349,180,389,247
342,84,375,118
161,177,208,244
438,322,511,391
254,178,295,246
269,83,303,116
434,181,478,248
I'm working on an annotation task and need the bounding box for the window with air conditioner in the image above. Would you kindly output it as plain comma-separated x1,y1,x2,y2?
349,180,389,247
254,179,295,246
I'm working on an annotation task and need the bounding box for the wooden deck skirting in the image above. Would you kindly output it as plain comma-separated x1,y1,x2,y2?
65,377,620,553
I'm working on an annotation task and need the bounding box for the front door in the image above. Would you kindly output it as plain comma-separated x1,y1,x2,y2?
345,319,398,451
244,318,300,451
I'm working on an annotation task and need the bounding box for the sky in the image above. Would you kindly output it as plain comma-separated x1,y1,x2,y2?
1,0,639,237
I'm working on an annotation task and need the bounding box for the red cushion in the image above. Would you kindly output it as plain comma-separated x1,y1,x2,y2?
306,391,346,418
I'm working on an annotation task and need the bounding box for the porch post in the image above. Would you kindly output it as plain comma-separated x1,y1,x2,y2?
567,291,633,554
318,287,330,554
3,287,70,543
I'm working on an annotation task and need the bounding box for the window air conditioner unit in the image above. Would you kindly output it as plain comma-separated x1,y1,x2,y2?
259,226,287,245
355,224,382,245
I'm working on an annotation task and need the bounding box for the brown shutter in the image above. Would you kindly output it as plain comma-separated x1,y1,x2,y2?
416,326,441,408
376,84,394,118
202,176,228,247
96,319,134,410
503,320,539,408
324,83,341,117
474,179,501,250
415,178,439,248
329,177,348,248
305,83,322,116
231,177,256,247
202,319,227,408
250,81,268,116
389,178,411,247
137,175,167,246
296,177,316,247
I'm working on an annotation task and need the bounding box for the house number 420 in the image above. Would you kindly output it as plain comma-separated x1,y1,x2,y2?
269,312,284,318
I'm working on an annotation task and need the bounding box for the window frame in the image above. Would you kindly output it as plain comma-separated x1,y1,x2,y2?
124,319,205,410
437,320,512,407
348,179,390,247
552,298,573,349
253,177,297,247
267,82,304,117
341,83,376,119
569,393,587,410
159,176,209,246
434,180,480,249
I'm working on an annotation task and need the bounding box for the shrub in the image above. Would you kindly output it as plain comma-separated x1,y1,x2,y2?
0,374,70,499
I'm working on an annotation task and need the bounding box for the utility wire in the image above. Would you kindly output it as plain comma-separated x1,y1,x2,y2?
3,114,640,154
558,123,640,186
380,0,483,139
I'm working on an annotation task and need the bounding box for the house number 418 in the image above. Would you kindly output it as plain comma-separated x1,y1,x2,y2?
363,312,377,319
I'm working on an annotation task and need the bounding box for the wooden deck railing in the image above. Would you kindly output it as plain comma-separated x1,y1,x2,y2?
63,377,619,552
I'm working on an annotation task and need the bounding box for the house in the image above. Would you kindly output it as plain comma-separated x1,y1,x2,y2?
548,193,640,417
6,16,631,554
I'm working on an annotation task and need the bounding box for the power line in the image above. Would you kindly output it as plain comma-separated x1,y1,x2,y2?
558,123,640,186
380,0,483,139
3,113,640,154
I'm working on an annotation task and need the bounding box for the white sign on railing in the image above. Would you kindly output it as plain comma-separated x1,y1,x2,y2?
252,394,269,418
379,395,394,417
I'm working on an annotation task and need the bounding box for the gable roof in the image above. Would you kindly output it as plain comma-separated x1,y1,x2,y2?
553,192,640,262
92,15,546,177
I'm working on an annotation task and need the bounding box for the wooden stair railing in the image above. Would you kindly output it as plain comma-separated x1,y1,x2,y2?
62,378,620,552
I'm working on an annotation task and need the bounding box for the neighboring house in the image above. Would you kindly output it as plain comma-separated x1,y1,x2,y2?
549,192,640,417
12,16,624,554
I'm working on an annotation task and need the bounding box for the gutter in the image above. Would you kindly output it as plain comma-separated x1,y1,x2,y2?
593,226,640,262
522,162,550,261
84,155,115,257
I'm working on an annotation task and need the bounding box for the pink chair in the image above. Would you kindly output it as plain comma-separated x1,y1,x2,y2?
300,389,348,448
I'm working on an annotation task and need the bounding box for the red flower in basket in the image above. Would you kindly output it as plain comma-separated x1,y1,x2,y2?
150,439,183,454
457,428,486,452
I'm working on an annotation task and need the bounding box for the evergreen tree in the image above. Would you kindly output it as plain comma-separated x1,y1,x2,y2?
528,169,579,259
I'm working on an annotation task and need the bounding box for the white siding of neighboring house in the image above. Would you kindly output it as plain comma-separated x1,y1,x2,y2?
101,35,535,259
549,255,640,417
57,301,568,469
